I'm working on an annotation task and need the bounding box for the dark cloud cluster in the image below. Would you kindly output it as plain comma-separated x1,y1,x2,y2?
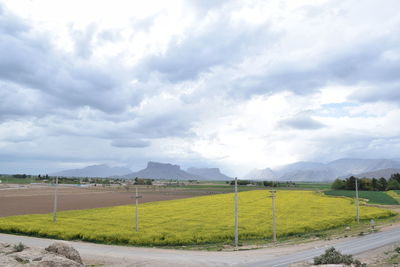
279,116,325,130
111,139,150,148
0,5,133,117
135,20,272,83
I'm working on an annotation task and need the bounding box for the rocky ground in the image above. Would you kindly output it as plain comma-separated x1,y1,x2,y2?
290,242,400,266
359,242,400,266
0,241,84,267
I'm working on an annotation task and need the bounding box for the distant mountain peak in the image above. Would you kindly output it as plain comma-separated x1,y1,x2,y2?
124,161,202,180
50,164,132,178
186,167,232,180
147,161,180,170
244,168,276,180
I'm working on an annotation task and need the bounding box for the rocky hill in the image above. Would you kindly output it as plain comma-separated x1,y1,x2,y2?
186,167,232,180
123,162,204,180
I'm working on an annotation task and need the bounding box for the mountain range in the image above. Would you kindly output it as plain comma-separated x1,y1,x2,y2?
245,158,400,181
50,158,400,181
50,164,132,178
51,162,232,180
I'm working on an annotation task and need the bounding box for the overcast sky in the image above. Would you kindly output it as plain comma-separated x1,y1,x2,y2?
1,0,400,176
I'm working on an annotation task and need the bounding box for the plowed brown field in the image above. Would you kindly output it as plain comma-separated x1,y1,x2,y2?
0,184,210,217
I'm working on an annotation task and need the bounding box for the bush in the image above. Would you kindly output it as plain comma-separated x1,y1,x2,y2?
13,242,25,252
314,247,365,266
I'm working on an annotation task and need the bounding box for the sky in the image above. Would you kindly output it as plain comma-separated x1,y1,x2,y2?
1,0,400,176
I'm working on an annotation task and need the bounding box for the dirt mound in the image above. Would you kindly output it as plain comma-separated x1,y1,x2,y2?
45,242,83,264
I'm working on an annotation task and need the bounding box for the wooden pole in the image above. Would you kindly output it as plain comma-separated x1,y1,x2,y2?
234,177,238,249
355,178,359,223
53,176,58,223
270,190,277,242
135,186,139,232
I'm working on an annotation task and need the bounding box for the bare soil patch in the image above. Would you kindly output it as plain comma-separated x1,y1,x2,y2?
0,184,211,217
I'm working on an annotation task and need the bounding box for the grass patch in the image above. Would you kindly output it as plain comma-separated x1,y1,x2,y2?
0,178,33,184
294,182,332,190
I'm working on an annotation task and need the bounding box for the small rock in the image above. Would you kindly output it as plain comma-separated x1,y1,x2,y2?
14,255,29,264
45,242,83,265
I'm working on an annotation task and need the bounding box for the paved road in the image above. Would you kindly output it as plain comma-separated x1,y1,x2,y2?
242,227,400,266
0,228,399,266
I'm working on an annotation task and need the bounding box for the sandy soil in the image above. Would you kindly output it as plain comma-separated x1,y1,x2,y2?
0,184,209,217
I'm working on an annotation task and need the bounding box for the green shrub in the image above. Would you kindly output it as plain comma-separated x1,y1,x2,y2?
13,242,25,252
314,247,365,266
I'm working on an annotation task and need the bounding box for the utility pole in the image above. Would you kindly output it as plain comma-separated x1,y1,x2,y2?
269,190,277,242
131,186,142,232
355,177,359,223
53,176,58,224
234,177,239,250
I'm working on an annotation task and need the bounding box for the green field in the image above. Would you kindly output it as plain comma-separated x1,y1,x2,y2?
0,190,393,246
324,190,399,205
0,178,33,184
294,182,332,190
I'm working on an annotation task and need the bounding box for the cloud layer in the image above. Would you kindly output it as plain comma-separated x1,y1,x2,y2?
1,0,400,175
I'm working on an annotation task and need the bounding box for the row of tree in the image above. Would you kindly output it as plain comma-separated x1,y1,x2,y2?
332,173,400,191
228,180,296,187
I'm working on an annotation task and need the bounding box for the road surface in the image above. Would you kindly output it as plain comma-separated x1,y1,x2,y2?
0,228,399,266
243,227,400,266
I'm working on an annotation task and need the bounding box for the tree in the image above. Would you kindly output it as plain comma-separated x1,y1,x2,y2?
387,178,400,190
331,179,345,190
345,176,357,190
390,173,400,183
359,178,372,191
371,178,378,191
377,177,388,191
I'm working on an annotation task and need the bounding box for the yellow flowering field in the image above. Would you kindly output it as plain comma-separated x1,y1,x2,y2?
0,190,393,246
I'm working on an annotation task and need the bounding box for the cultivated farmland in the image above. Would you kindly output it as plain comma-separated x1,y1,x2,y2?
324,190,399,205
0,190,393,246
0,185,212,217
